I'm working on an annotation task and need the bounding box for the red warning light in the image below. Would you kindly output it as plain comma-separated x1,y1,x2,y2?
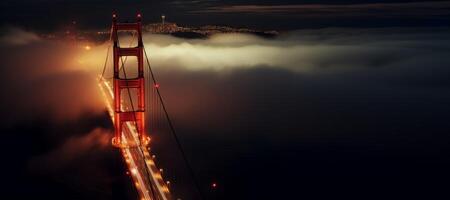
154,83,160,88
212,182,217,188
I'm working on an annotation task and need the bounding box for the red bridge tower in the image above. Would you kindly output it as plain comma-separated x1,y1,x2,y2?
111,13,149,147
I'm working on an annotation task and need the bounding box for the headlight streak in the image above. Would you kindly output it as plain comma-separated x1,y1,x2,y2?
98,77,171,200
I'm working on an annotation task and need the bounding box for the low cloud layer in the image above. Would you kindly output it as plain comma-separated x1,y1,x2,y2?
0,28,117,199
74,27,450,80
2,26,450,199
79,28,450,199
29,128,111,171
0,27,41,45
0,27,105,124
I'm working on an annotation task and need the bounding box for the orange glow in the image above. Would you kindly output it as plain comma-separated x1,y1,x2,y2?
131,168,138,175
98,77,171,200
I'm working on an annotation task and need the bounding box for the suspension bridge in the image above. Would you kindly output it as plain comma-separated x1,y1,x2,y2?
97,13,202,200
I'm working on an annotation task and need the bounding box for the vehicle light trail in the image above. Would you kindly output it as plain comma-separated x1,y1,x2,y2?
98,77,171,200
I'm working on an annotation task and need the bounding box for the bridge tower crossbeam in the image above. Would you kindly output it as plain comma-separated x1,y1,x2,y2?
111,13,149,147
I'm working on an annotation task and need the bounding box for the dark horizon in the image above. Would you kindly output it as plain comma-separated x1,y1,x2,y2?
2,0,450,31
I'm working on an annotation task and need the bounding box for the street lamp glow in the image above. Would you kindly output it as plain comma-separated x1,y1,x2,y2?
131,168,138,175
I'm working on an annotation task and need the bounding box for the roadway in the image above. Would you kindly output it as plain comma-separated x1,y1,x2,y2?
98,77,171,200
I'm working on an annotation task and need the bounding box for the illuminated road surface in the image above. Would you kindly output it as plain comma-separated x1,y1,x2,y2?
98,77,171,200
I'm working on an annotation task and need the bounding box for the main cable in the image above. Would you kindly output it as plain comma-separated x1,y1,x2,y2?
102,28,155,200
118,32,158,200
143,47,206,200
101,25,113,78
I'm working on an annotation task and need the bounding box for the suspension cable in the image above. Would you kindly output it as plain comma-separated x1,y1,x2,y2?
143,47,206,200
118,33,158,200
103,26,205,200
100,28,156,200
101,25,113,78
102,32,137,79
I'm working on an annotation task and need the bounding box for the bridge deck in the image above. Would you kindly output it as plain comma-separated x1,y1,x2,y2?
98,77,171,200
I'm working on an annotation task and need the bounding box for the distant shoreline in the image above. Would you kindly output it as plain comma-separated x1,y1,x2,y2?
38,22,279,42
145,22,278,39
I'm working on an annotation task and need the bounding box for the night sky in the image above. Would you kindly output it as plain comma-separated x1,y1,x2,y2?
2,0,450,30
1,1,450,200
